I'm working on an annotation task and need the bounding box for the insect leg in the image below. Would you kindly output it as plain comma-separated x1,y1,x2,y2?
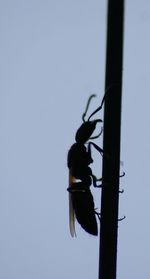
120,171,125,177
95,211,101,221
86,142,103,188
119,171,125,193
118,215,126,221
119,189,124,193
92,175,103,188
88,141,104,156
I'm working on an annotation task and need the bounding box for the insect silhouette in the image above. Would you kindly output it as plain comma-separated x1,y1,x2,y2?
67,94,105,236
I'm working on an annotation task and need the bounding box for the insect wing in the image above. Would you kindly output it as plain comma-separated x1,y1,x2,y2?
68,172,76,237
69,192,76,237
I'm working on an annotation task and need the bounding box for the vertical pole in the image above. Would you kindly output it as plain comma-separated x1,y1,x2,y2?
98,1,125,279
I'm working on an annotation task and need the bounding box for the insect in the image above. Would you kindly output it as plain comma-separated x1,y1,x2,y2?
67,94,105,236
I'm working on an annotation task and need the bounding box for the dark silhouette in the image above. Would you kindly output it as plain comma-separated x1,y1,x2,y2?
99,1,125,279
67,95,104,236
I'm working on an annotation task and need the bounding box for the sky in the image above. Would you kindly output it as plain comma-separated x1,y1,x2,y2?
0,0,150,278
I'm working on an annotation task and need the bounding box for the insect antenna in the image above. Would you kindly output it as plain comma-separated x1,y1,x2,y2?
82,94,96,122
87,94,105,121
87,85,116,121
89,127,103,140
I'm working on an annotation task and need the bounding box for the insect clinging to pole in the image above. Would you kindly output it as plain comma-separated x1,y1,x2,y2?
67,94,105,237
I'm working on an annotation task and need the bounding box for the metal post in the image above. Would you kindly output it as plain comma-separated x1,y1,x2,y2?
98,1,125,279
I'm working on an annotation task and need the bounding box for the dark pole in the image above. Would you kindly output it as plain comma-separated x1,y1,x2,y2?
98,1,125,279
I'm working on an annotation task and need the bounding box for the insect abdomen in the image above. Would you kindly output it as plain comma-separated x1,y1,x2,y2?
71,186,98,236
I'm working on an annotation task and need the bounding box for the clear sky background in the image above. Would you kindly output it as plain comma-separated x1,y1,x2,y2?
0,1,150,278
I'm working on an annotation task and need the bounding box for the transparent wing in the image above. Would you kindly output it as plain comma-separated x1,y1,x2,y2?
69,172,76,237
69,193,76,237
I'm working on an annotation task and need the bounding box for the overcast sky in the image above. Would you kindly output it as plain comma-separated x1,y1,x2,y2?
0,1,150,278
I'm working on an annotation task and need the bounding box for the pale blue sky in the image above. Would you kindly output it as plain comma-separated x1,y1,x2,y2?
0,1,150,278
